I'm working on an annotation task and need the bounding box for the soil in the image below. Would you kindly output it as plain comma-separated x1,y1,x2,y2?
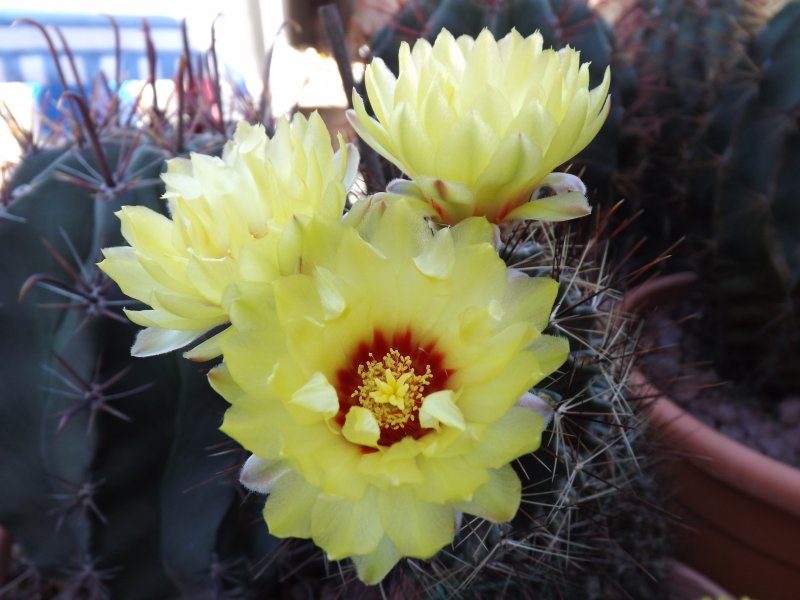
637,293,800,468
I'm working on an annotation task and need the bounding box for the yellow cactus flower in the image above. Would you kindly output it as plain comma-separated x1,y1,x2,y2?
347,28,610,224
214,201,568,583
98,112,358,358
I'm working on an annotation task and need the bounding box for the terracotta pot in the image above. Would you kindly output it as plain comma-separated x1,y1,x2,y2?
625,273,800,600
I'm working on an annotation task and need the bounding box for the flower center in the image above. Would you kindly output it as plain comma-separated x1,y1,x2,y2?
352,349,432,430
335,330,452,448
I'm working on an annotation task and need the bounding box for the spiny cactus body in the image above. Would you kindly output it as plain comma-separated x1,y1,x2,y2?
702,1,800,397
452,218,666,599
0,22,279,600
606,0,777,256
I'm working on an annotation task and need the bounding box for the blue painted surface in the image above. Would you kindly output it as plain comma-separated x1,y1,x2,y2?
0,10,186,122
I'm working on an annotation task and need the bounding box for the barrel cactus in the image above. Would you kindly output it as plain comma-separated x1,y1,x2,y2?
610,0,800,398
700,0,800,397
0,21,280,599
609,0,780,261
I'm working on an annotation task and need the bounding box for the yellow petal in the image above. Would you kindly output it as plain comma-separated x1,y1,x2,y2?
130,327,208,357
450,216,495,247
431,29,465,74
468,406,544,468
125,307,218,332
182,327,231,361
529,334,570,378
207,363,244,403
414,455,488,504
378,488,455,557
421,79,457,150
419,390,465,431
219,401,288,461
289,372,339,420
98,247,162,305
453,464,521,522
263,471,319,538
310,488,383,559
543,88,589,171
455,352,541,423
184,253,235,304
346,98,399,172
365,57,397,125
461,29,503,106
471,133,544,219
369,199,427,262
413,227,455,280
151,290,225,324
505,191,591,222
117,205,176,254
342,406,381,448
351,536,403,585
358,451,424,488
435,111,497,184
500,275,559,331
394,102,433,176
313,266,347,320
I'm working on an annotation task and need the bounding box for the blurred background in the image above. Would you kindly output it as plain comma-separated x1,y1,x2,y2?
0,0,401,169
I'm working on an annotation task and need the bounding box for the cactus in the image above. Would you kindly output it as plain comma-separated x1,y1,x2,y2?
402,218,667,598
315,5,669,595
0,21,280,599
699,1,800,397
611,0,800,398
608,0,779,261
0,11,670,598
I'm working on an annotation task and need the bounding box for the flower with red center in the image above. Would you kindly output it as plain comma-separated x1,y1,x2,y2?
335,331,446,448
213,201,568,583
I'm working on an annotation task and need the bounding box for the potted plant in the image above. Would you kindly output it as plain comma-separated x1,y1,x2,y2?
0,8,677,598
625,272,800,600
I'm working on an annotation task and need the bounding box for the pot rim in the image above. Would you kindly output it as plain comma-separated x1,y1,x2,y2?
667,559,731,599
625,272,800,517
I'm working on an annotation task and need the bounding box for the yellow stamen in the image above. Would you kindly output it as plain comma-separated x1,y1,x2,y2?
352,349,432,430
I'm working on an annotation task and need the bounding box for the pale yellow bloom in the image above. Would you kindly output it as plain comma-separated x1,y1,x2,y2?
348,28,610,224
215,201,568,583
99,113,358,358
